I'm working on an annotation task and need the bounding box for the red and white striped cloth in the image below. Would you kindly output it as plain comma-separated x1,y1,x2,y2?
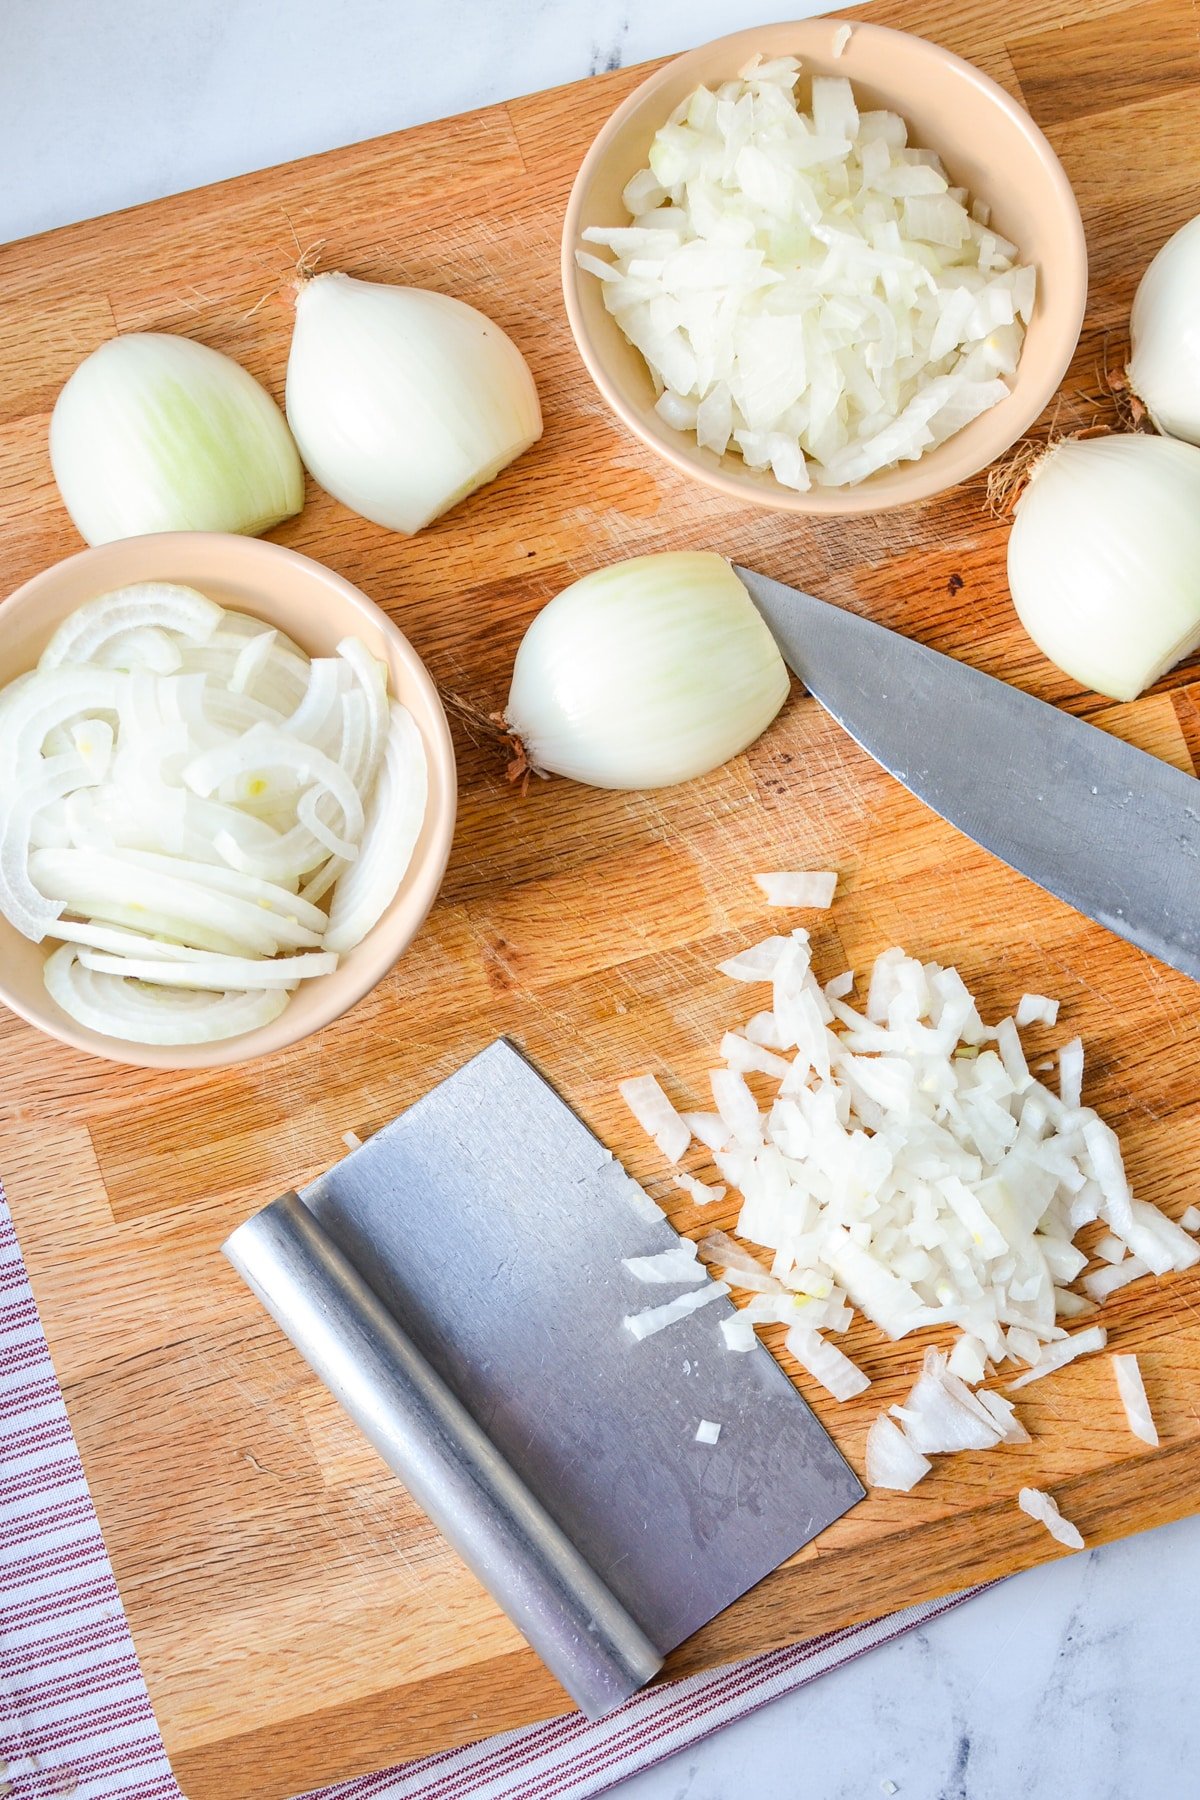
0,1183,981,1800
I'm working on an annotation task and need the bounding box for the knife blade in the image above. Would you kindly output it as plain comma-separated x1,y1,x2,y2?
736,564,1200,984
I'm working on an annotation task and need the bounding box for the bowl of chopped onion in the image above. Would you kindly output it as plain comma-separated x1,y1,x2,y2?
0,533,456,1068
562,19,1087,512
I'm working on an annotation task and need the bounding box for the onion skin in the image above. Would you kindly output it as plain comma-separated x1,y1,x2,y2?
285,272,542,534
1007,434,1200,702
50,333,304,546
505,552,790,789
1128,215,1200,444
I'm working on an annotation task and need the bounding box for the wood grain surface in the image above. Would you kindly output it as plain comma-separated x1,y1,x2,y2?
3,1,1200,1795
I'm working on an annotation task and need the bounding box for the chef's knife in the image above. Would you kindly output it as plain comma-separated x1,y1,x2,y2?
736,565,1200,984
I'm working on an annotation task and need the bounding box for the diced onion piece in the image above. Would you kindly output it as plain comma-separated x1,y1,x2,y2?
1007,1325,1107,1389
1181,1204,1200,1232
976,1390,1031,1445
785,1325,869,1400
699,1230,784,1294
622,1244,705,1284
718,936,794,981
1059,1036,1084,1108
711,1067,763,1148
754,870,838,909
674,1171,726,1205
947,1335,988,1384
1112,1353,1158,1447
720,1309,759,1352
619,1074,690,1164
892,1369,1002,1453
695,1419,722,1445
623,1280,730,1340
1018,1486,1085,1551
1016,993,1059,1028
865,1412,931,1491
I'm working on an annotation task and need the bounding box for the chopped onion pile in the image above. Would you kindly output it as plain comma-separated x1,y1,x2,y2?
0,583,428,1045
577,57,1034,490
616,875,1199,1498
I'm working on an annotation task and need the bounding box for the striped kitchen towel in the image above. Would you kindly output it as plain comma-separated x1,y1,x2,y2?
0,1185,981,1800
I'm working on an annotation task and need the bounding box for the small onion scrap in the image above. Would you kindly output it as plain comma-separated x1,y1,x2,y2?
0,582,429,1047
1018,1486,1085,1551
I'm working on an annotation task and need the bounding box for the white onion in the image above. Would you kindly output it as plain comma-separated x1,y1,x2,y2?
1128,215,1200,443
0,583,429,1048
1018,1486,1084,1551
695,1419,722,1445
1182,1205,1200,1232
1008,434,1200,700
505,553,789,789
285,271,541,534
577,59,1031,489
50,332,303,545
1112,1353,1158,1447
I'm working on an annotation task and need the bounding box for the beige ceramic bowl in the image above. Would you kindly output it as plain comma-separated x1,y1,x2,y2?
0,533,456,1070
562,18,1088,514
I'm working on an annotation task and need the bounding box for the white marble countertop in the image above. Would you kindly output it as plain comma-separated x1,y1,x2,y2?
4,2,1199,1795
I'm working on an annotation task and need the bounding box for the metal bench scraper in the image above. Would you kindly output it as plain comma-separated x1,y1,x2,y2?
223,1039,864,1718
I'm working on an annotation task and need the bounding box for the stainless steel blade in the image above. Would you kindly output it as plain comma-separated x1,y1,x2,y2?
737,564,1200,983
224,1040,864,1714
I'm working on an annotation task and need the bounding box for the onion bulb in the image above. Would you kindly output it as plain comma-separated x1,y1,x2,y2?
1128,214,1200,444
504,553,789,789
285,271,542,534
50,333,304,546
1007,433,1200,700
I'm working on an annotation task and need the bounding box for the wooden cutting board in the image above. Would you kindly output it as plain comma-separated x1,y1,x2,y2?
3,0,1200,1794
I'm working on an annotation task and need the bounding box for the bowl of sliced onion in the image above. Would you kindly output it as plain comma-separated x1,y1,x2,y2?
0,533,456,1067
562,18,1087,512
